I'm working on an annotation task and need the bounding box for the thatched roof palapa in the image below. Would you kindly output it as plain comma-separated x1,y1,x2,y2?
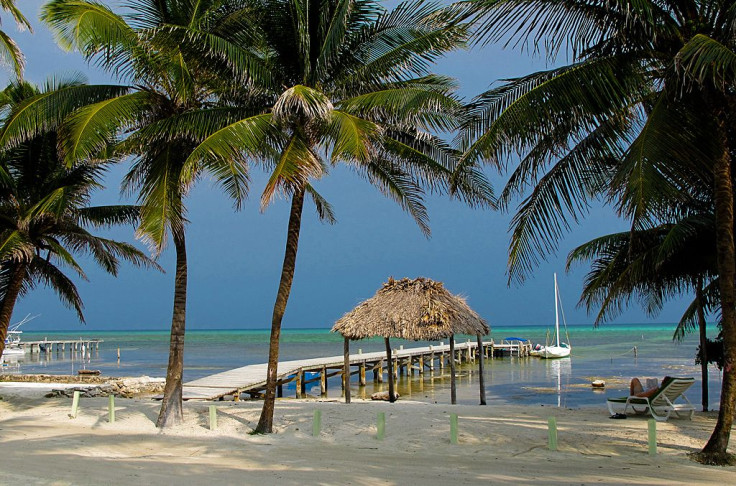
331,277,490,341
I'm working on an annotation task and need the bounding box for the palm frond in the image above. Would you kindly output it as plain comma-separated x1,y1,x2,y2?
261,133,326,208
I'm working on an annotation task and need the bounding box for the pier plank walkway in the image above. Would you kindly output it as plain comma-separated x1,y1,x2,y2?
183,340,531,401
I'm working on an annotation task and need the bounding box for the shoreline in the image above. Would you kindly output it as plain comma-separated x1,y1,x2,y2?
1,382,734,484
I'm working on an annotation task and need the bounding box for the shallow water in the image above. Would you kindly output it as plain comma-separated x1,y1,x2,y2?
2,324,720,408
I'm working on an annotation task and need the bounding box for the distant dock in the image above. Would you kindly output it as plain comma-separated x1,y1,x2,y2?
183,339,532,401
17,338,103,355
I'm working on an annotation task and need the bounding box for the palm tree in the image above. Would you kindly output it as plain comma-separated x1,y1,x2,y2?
0,0,31,78
40,0,254,428
458,0,736,463
567,208,717,411
0,79,152,357
179,0,492,433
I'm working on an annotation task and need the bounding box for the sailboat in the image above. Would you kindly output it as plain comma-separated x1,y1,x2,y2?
538,274,571,359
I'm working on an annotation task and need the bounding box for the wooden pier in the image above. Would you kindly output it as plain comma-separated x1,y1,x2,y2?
182,339,532,401
17,339,103,355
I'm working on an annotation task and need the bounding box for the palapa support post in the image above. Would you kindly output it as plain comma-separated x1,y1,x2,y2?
648,419,657,455
343,337,351,403
548,417,558,451
70,391,80,419
330,278,489,406
449,334,457,405
385,338,396,402
476,334,486,405
209,405,217,430
108,395,115,423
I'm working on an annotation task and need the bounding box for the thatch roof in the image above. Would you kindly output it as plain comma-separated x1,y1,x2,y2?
331,277,490,341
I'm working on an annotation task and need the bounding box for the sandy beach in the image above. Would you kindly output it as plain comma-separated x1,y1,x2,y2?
0,382,734,485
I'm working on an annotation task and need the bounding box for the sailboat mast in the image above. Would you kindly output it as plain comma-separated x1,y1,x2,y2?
554,273,560,347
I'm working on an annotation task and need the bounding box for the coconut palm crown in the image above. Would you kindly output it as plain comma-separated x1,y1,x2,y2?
0,0,31,78
39,0,256,428
0,79,153,357
175,0,493,433
458,0,736,463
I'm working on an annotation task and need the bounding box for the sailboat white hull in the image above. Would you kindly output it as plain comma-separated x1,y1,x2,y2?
539,345,571,359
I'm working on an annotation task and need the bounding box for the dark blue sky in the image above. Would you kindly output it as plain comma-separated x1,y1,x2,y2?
5,1,692,331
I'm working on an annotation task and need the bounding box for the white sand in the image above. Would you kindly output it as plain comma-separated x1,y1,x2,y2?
1,382,734,485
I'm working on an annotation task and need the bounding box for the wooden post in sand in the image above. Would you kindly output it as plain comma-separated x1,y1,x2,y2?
313,410,321,437
70,391,80,419
209,405,217,430
377,412,385,440
450,413,458,444
108,395,115,423
548,417,558,451
648,419,657,455
320,366,327,396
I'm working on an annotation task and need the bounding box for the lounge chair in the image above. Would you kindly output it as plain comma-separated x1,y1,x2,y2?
606,376,696,421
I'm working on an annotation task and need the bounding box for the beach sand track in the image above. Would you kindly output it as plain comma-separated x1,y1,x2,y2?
0,390,734,485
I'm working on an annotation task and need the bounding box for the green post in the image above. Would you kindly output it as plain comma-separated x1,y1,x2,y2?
209,405,217,431
450,413,459,444
70,391,80,419
648,419,657,455
547,417,557,451
377,412,385,440
108,395,115,423
312,409,322,437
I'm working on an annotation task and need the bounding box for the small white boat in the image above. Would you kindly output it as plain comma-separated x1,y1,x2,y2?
538,274,571,359
2,314,38,360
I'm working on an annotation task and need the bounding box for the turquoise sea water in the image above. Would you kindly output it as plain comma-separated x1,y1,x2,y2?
2,324,720,408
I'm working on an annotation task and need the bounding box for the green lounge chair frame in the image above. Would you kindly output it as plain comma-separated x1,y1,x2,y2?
606,377,696,421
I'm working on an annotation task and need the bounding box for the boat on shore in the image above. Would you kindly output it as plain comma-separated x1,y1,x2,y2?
534,274,571,359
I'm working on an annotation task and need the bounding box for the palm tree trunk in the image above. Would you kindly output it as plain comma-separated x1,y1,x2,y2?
256,186,306,433
701,105,736,463
695,278,708,412
0,262,26,357
156,230,188,428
